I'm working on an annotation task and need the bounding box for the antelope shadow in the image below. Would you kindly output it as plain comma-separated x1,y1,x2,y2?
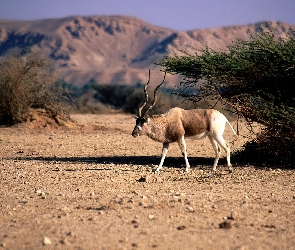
9,155,226,169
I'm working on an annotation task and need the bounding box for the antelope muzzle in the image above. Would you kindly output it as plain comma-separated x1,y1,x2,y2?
132,125,142,137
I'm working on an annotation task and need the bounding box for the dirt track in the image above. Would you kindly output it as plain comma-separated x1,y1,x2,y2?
1,114,294,250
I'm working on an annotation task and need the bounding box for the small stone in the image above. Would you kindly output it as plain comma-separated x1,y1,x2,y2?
60,238,70,245
36,189,42,195
187,207,194,212
148,214,155,219
219,220,232,229
137,176,146,182
228,211,236,220
43,236,51,245
177,225,186,230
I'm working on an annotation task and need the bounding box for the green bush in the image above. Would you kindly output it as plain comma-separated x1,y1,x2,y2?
0,53,63,125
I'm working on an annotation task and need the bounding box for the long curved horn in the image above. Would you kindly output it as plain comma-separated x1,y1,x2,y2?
141,71,166,117
138,69,151,117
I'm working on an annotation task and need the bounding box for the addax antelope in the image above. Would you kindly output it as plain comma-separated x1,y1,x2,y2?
132,70,237,173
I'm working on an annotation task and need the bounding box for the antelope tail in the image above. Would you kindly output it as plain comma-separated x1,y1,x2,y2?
226,120,238,137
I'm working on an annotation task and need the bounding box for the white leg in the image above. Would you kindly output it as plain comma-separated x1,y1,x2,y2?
154,143,169,172
212,134,232,172
178,136,190,172
208,135,221,172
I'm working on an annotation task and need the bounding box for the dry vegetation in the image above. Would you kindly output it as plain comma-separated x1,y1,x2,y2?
1,113,294,249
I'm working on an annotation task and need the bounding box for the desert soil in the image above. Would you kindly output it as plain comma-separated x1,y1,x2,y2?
0,113,294,250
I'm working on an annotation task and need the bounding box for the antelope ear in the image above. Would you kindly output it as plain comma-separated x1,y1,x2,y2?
147,117,151,124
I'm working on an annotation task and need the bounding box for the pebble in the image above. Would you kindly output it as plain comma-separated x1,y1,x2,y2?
187,207,194,212
219,220,232,229
36,189,42,195
43,236,51,245
148,214,155,220
60,238,70,245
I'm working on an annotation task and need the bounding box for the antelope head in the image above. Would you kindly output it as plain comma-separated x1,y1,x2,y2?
132,70,166,137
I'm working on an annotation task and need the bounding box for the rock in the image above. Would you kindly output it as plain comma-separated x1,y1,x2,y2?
228,211,236,220
41,192,46,199
187,207,194,212
137,176,146,182
148,214,155,220
177,225,186,230
219,220,232,229
60,238,70,245
43,236,51,245
36,189,42,195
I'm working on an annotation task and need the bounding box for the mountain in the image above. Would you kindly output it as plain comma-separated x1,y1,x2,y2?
0,16,294,87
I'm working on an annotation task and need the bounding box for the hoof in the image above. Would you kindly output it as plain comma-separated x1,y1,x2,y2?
228,166,233,173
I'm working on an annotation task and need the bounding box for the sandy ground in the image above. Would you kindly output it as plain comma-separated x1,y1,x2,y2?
0,113,294,250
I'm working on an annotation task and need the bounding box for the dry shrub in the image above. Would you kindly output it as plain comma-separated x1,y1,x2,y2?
233,129,295,167
0,53,65,126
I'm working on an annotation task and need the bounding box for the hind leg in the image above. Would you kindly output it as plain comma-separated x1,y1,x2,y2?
208,135,221,172
212,134,233,172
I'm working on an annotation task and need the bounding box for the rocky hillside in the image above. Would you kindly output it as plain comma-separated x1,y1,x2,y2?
0,16,294,86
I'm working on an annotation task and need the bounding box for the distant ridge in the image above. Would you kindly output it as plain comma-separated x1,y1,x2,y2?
0,16,294,86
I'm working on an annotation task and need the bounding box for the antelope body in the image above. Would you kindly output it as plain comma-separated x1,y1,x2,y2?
132,71,236,173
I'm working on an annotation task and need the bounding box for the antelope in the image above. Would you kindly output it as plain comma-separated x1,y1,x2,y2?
132,71,237,173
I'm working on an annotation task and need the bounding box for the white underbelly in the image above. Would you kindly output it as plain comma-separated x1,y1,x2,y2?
185,132,207,140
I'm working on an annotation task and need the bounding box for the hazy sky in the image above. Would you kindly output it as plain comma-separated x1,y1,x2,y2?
0,0,294,31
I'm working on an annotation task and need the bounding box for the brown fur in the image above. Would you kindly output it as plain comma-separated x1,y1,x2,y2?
135,108,215,142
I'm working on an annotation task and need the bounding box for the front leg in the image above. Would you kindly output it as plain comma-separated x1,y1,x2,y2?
178,136,190,172
154,143,169,172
